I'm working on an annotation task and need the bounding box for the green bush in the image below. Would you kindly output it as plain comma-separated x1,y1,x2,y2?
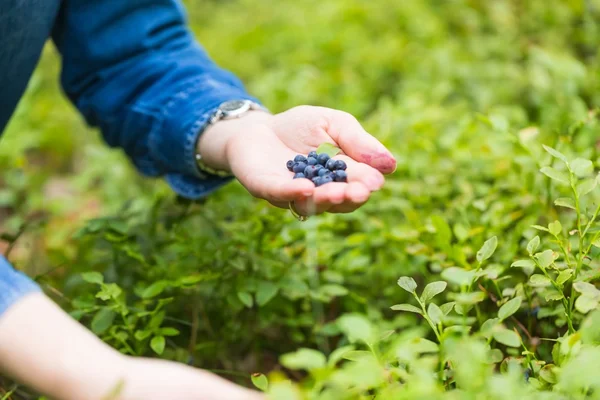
3,0,600,399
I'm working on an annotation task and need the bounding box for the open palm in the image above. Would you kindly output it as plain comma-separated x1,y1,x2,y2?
226,106,396,216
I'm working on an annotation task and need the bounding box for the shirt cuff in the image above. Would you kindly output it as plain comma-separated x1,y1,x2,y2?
0,256,41,317
147,76,263,200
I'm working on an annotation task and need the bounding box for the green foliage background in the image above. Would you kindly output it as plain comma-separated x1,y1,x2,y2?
3,0,600,398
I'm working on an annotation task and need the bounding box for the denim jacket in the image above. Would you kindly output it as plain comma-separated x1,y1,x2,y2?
0,0,262,316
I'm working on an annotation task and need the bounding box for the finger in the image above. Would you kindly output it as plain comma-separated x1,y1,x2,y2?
294,196,331,216
324,109,397,174
337,156,385,192
344,181,371,204
313,182,347,205
269,182,349,212
290,182,347,216
248,174,315,203
294,179,369,215
328,182,371,213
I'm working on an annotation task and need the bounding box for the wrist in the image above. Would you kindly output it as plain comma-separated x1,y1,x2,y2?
197,110,273,173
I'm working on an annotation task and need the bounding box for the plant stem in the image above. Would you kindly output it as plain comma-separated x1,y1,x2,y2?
415,295,442,343
532,258,575,334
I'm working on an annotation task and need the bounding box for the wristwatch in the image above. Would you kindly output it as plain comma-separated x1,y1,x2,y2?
194,99,268,177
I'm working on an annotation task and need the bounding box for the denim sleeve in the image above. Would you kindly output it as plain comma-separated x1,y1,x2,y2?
50,0,262,199
0,256,41,317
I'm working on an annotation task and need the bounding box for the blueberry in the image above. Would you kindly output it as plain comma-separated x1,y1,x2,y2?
326,158,337,171
311,177,321,185
317,153,330,166
307,157,318,166
333,170,348,182
294,155,307,163
334,160,347,171
308,151,318,159
286,160,294,171
320,175,334,185
292,162,307,173
318,168,329,177
293,173,306,179
304,165,320,179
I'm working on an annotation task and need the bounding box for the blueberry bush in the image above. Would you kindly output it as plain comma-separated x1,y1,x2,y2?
3,0,600,399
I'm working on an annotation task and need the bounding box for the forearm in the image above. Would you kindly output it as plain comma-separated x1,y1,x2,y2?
0,292,127,400
0,293,264,400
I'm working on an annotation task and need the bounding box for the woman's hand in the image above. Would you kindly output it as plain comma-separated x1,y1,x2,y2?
198,105,396,216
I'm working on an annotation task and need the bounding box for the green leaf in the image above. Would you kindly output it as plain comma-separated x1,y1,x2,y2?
397,276,417,293
159,327,180,337
511,259,535,268
427,303,444,325
342,350,374,362
452,291,486,305
548,221,562,236
531,225,549,232
542,145,568,162
256,282,279,306
319,284,349,298
539,365,558,384
577,178,597,197
490,349,504,364
237,291,254,308
316,143,341,157
91,308,116,335
480,318,499,338
390,304,423,314
441,267,475,286
431,215,452,247
570,158,593,177
493,328,521,347
327,345,355,367
150,335,165,355
476,236,497,263
540,166,570,185
529,274,551,287
575,294,599,314
527,236,540,255
420,281,447,303
96,283,122,301
267,381,301,400
251,373,269,392
142,281,169,299
544,291,564,302
409,337,439,354
573,281,600,295
440,302,456,315
554,197,576,210
337,314,375,345
536,250,556,269
498,297,522,321
280,348,326,371
81,272,104,285
134,329,152,341
557,270,573,286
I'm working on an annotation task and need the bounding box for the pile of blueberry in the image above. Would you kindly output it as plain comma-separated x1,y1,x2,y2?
286,151,347,187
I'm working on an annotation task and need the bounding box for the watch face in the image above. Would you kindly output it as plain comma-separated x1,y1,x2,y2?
221,100,248,113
